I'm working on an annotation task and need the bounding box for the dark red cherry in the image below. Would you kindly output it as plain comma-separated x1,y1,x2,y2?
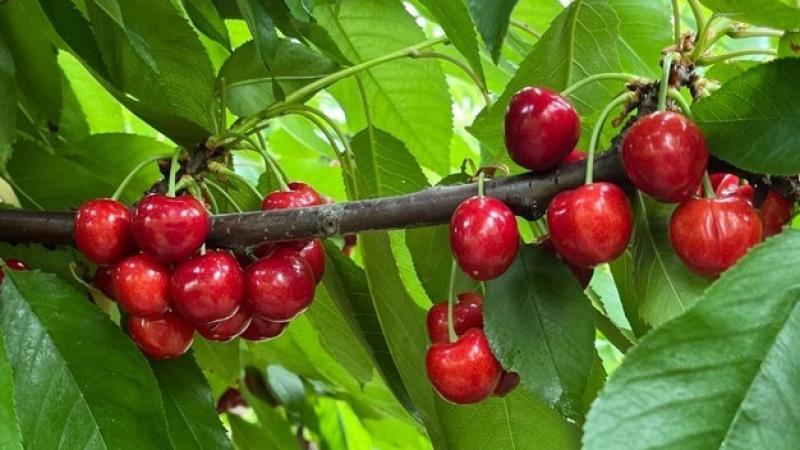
240,316,288,342
171,251,245,324
493,370,520,397
539,237,593,288
450,196,519,281
261,182,322,210
132,194,210,263
621,111,709,202
759,191,792,237
0,258,28,284
245,251,315,322
128,311,194,359
504,87,581,171
547,183,633,268
426,292,484,344
255,239,325,284
94,266,115,298
195,307,252,342
561,148,587,164
216,388,247,413
342,234,357,256
74,198,135,265
670,196,763,278
425,328,502,404
112,254,170,318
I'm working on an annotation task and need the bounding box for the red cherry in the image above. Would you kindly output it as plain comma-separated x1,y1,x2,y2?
94,266,115,298
216,388,247,413
539,237,593,288
132,194,210,263
240,316,288,341
670,196,763,278
255,239,325,284
425,328,502,404
547,183,633,268
695,173,754,201
450,196,519,281
112,254,170,318
0,258,28,284
195,307,252,342
245,252,315,322
261,182,322,210
128,311,194,359
493,370,520,397
759,191,792,237
74,199,135,264
342,234,357,256
426,292,484,343
561,148,587,164
504,87,581,171
171,251,245,324
621,111,709,202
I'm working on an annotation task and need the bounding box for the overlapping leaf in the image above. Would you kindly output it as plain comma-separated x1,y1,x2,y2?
700,0,800,30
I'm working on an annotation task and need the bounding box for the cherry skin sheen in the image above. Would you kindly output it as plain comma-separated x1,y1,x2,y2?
426,328,502,404
427,292,484,343
621,111,709,202
112,254,170,318
195,307,252,342
74,199,135,264
261,182,322,210
547,183,633,268
171,251,245,324
132,194,209,263
245,251,316,322
128,311,194,359
450,196,519,281
504,87,581,171
94,266,115,298
0,259,28,284
670,196,763,278
255,239,325,283
240,316,289,341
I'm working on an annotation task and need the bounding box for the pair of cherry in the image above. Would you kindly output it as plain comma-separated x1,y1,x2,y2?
425,292,519,404
74,182,325,358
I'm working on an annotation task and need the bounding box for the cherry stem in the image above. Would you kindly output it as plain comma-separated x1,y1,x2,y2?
199,181,219,214
696,48,777,66
230,131,289,191
207,162,264,201
586,92,635,185
671,0,681,45
510,19,541,40
687,0,705,33
690,13,722,61
657,53,675,111
447,260,458,343
477,172,486,197
219,77,228,134
667,89,694,119
561,72,644,98
410,50,492,106
111,154,171,201
204,179,244,212
702,171,716,198
166,147,184,197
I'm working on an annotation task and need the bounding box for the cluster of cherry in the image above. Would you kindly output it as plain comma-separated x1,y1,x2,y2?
74,182,326,359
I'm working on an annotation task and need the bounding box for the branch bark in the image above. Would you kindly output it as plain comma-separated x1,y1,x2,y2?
0,152,627,250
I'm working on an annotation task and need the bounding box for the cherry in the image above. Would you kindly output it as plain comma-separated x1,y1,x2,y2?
562,148,587,164
547,182,633,268
342,234,357,256
216,388,247,413
261,182,322,210
621,111,709,203
245,251,316,322
0,258,28,283
74,198,135,264
504,87,581,171
240,316,288,341
112,254,170,318
539,237,593,288
128,310,194,359
255,239,325,284
695,173,754,200
450,196,519,281
132,194,209,263
425,328,502,404
94,266,115,298
426,292,484,343
195,307,252,342
494,370,520,397
670,196,763,278
171,251,245,324
759,191,792,237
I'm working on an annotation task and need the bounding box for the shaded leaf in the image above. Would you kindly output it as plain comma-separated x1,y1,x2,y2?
183,0,231,48
0,330,22,450
266,364,307,424
468,0,519,62
0,34,15,172
192,338,240,396
417,0,484,83
240,383,302,450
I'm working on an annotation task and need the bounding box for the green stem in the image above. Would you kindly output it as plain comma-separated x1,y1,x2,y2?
200,181,219,214
3,174,44,210
510,19,541,39
207,162,264,200
671,0,681,44
561,72,643,98
696,48,777,65
690,13,721,60
667,89,694,118
256,132,289,191
658,53,675,111
702,171,716,198
204,179,244,212
166,147,184,197
687,0,705,32
272,104,354,165
111,154,171,201
411,50,492,106
220,77,228,134
586,93,634,185
477,172,485,197
447,260,458,343
727,28,783,39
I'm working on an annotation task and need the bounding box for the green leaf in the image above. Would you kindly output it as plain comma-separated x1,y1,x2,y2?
778,31,800,58
625,193,710,329
584,231,800,449
469,0,671,162
700,0,800,30
609,251,651,338
416,0,484,84
405,225,477,302
468,0,519,62
318,0,453,174
183,0,231,48
484,244,595,420
228,414,299,450
694,58,800,175
192,338,240,396
266,364,307,424
235,0,280,73
0,331,22,450
151,354,233,450
0,270,172,449
0,34,15,172
240,383,302,450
